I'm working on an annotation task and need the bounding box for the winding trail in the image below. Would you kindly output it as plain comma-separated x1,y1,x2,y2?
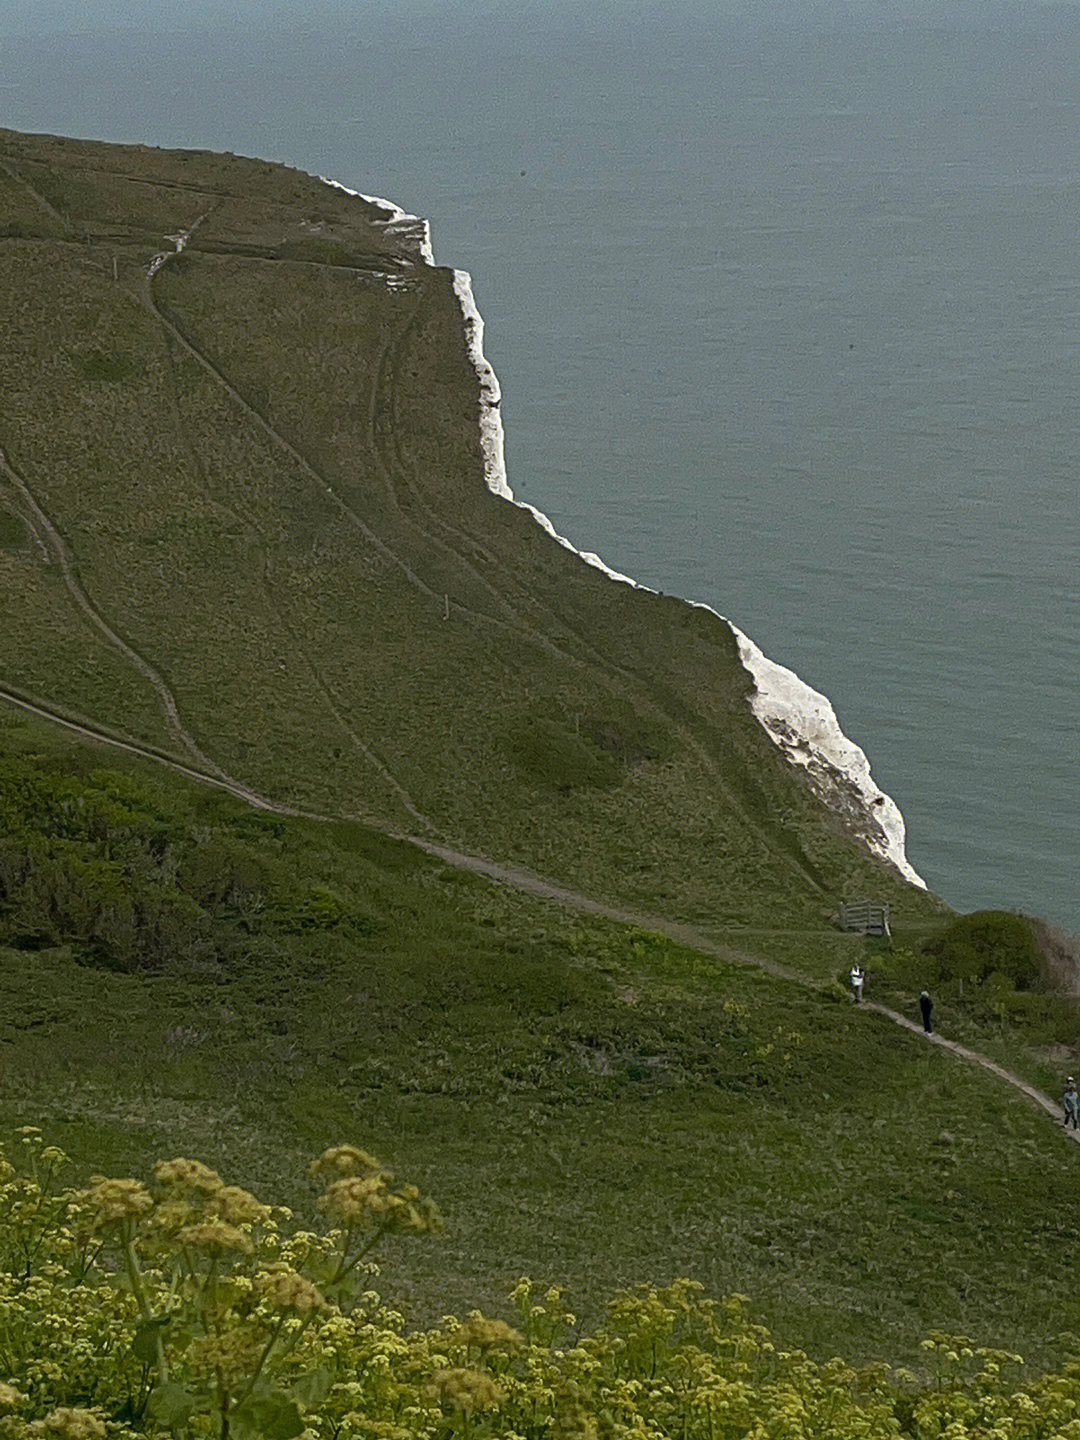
142,266,444,607
149,295,439,835
1,221,828,896
256,558,443,835
1,679,1075,1146
0,443,228,780
861,1001,1070,1127
0,158,69,231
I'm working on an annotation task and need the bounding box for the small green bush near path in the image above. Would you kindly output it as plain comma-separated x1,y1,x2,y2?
4,1131,1080,1440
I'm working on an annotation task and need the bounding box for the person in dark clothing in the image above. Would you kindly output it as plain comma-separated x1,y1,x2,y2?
1063,1077,1079,1130
919,991,933,1034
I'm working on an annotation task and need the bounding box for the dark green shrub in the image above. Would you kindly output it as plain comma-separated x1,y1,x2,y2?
924,911,1042,991
504,717,620,792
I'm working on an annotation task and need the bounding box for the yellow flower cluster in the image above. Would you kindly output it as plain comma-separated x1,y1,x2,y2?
137,1197,195,1250
424,1367,506,1413
0,1384,26,1411
176,1219,254,1256
310,1145,381,1178
188,1328,266,1383
71,1178,154,1228
255,1266,328,1315
151,1157,224,1194
8,1134,1080,1440
454,1316,524,1352
23,1409,106,1440
316,1175,441,1235
205,1185,272,1226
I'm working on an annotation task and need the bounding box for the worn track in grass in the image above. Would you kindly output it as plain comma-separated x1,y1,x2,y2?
149,246,828,896
0,442,227,779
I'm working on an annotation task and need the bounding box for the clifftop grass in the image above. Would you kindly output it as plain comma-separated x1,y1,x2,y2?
0,127,939,930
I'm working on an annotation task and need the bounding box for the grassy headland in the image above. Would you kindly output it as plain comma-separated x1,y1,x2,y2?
0,127,941,931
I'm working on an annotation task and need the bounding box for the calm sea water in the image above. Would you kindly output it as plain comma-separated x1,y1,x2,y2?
3,3,1078,928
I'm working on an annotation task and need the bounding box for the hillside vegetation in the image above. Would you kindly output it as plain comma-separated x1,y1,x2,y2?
0,128,938,931
2,709,1080,1372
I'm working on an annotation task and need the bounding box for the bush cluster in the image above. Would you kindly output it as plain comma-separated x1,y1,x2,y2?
4,1133,1080,1440
0,758,363,974
924,913,1044,993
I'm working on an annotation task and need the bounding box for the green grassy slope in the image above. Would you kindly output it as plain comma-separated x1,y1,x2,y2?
0,127,940,930
1,708,1078,1372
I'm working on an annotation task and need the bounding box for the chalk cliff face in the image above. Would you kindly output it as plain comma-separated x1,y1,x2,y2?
730,633,923,887
0,129,935,928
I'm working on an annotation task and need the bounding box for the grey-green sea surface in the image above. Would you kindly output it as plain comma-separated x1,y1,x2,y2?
3,0,1077,926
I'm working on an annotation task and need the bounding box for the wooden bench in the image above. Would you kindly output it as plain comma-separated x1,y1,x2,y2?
838,900,891,938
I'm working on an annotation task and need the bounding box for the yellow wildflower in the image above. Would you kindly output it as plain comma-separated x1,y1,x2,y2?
309,1145,382,1178
255,1266,328,1315
0,1384,25,1411
27,1409,107,1440
317,1174,383,1224
152,1158,224,1194
73,1178,154,1228
140,1198,195,1247
457,1317,524,1351
425,1368,505,1413
177,1220,254,1256
316,1176,441,1233
188,1328,265,1382
206,1186,271,1226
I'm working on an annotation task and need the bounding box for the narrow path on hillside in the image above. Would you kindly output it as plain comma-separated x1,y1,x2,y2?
256,556,443,836
410,838,1080,1142
0,684,295,813
0,443,228,780
371,301,830,898
1,676,1071,1144
3,220,827,896
0,158,70,231
861,1000,1067,1124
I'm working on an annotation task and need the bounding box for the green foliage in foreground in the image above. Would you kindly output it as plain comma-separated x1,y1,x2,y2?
4,1133,1080,1440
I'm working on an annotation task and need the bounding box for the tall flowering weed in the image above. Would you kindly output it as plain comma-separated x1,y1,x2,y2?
0,1133,1078,1439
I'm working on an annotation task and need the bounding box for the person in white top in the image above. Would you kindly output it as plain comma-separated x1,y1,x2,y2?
849,964,865,1003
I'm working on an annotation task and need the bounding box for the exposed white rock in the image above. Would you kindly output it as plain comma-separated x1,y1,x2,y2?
729,629,925,886
320,175,434,265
